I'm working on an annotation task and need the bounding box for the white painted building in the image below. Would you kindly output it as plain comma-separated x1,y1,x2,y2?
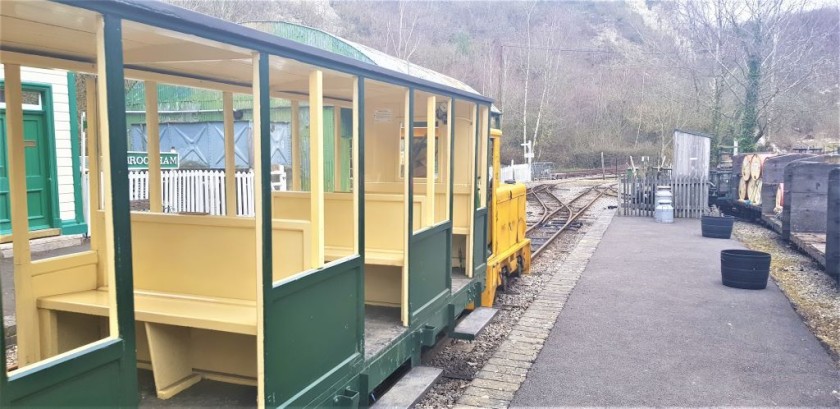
0,65,86,239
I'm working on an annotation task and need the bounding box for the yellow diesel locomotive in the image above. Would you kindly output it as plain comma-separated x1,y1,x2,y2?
482,128,532,306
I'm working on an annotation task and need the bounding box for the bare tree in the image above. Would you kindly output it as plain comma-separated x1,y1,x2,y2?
385,1,424,63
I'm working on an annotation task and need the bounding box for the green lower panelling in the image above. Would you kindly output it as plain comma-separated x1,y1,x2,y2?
472,266,486,290
409,223,452,326
264,258,364,408
299,376,362,409
11,362,122,407
3,339,135,407
450,279,482,319
362,330,420,402
473,209,489,277
418,303,450,347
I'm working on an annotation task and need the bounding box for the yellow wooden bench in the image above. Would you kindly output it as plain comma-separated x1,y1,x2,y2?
38,289,257,399
274,192,417,267
325,246,403,266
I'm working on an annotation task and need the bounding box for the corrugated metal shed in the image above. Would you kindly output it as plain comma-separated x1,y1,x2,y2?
673,129,711,177
242,21,374,64
243,21,482,96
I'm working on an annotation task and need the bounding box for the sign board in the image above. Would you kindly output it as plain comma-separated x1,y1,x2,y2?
127,151,180,170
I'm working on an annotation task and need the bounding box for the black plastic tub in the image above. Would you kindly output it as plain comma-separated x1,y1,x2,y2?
702,215,735,239
720,249,771,289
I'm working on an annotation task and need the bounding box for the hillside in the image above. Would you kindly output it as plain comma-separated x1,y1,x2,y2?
169,0,839,168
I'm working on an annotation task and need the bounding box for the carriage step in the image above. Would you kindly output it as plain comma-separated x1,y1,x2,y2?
451,307,498,341
371,366,442,409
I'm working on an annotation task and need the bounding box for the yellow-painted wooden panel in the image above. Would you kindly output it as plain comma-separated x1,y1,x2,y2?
324,196,353,250
309,70,325,267
129,213,310,301
189,328,257,380
54,312,104,356
453,117,475,185
364,266,401,307
31,251,98,277
131,214,258,301
32,265,97,299
452,191,471,231
434,193,447,224
425,96,436,226
92,210,109,287
271,220,311,281
146,81,163,213
38,289,257,335
223,92,237,216
364,181,448,194
363,98,402,184
271,191,313,220
272,193,350,249
272,191,425,256
363,194,424,251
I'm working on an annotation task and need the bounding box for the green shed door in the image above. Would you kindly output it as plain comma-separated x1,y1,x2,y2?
0,111,55,235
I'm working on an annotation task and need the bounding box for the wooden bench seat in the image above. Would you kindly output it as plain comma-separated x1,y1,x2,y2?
38,289,257,399
38,289,257,335
325,246,404,266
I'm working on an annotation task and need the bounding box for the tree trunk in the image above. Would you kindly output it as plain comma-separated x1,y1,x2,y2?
740,53,761,152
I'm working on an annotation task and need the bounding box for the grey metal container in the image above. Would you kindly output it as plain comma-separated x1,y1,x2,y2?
654,186,674,223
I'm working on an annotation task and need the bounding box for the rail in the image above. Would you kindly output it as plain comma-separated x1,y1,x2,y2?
527,183,612,258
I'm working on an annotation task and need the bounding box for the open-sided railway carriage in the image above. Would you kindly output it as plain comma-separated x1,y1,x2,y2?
0,1,503,406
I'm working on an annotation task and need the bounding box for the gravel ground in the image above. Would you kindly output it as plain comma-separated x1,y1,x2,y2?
5,345,16,372
733,221,840,365
416,179,617,408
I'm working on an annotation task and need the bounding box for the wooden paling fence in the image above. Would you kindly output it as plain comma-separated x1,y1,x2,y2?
122,168,285,216
500,163,532,182
620,175,709,218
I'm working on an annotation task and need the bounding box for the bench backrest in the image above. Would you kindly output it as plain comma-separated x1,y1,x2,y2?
272,192,354,250
131,213,310,300
272,191,423,252
131,213,258,300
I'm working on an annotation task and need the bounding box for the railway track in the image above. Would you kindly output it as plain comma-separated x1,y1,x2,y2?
535,166,626,181
527,182,612,258
418,181,616,406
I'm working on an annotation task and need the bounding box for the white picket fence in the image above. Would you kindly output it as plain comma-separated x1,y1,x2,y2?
500,163,532,183
126,168,285,216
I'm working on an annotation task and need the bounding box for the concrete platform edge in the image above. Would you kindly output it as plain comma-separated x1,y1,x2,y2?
455,209,615,409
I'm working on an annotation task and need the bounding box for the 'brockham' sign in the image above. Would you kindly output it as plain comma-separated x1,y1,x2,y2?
127,151,180,170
